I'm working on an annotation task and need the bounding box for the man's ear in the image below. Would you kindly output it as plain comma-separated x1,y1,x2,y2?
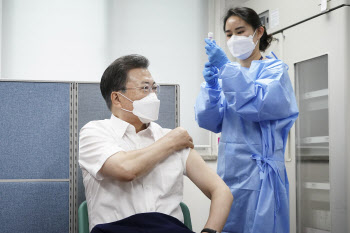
111,92,122,108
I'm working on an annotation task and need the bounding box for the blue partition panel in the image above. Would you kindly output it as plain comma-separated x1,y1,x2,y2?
0,182,69,233
0,82,70,179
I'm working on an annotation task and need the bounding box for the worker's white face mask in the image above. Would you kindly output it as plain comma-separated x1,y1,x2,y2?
118,92,160,124
227,29,258,60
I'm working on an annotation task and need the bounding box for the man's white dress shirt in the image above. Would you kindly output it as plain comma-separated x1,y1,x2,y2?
79,114,190,231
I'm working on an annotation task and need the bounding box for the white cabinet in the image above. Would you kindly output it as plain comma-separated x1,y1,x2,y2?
282,6,350,233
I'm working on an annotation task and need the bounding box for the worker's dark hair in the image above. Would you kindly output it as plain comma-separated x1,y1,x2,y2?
223,7,273,52
100,54,149,110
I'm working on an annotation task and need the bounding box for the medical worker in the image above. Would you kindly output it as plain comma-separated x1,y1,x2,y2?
195,7,299,233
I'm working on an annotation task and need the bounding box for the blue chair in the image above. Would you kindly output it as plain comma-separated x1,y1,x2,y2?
78,201,192,233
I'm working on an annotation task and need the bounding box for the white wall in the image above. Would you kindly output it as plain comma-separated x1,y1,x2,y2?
1,1,218,232
1,0,109,82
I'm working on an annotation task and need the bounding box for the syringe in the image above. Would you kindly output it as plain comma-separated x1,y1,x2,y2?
208,32,214,41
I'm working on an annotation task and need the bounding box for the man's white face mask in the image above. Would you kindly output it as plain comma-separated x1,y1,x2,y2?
118,92,160,124
227,29,258,60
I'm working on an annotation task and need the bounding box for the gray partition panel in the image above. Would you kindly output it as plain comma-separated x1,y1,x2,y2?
77,83,111,207
76,83,179,206
0,182,69,233
155,85,178,129
0,82,70,179
77,83,111,133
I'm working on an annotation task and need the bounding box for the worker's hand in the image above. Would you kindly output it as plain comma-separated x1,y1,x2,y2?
203,62,218,87
205,38,230,69
165,127,194,152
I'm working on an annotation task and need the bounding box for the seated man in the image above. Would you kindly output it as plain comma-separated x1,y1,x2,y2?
79,54,233,233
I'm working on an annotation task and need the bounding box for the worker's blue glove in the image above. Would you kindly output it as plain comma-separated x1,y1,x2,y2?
205,38,230,69
203,62,219,88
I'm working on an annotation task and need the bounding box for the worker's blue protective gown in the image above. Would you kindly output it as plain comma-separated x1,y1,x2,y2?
195,56,299,233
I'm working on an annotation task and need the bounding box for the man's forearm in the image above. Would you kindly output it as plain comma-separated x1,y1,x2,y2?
118,138,176,178
101,127,193,181
101,137,175,181
203,186,233,232
185,149,233,233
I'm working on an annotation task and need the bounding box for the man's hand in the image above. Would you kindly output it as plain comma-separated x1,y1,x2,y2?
162,127,194,153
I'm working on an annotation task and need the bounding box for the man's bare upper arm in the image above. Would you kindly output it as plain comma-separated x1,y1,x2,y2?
185,149,225,199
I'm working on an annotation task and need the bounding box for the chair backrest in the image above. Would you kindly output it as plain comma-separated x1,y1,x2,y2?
180,202,193,230
78,201,192,233
78,201,89,233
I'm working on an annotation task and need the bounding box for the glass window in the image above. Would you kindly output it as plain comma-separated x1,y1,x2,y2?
295,55,330,233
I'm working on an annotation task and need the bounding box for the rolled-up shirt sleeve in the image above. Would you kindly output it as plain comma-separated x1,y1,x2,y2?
79,121,125,180
182,148,191,176
157,127,191,176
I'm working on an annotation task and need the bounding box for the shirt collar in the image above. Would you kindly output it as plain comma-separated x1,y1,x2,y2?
110,114,156,139
110,114,131,138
